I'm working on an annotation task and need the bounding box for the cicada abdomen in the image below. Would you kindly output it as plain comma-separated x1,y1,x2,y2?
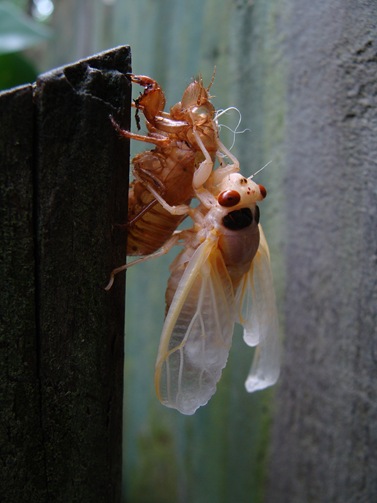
127,143,196,255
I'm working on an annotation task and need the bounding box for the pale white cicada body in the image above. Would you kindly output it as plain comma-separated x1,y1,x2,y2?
154,173,280,415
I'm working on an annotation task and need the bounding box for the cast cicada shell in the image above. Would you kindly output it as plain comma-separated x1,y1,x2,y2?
114,74,232,256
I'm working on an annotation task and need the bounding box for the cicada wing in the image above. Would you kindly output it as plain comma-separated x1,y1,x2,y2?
155,239,235,415
234,223,270,346
237,225,280,391
235,269,260,346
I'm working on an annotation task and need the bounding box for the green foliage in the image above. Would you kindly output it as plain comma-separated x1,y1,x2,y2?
0,51,36,89
0,1,51,54
0,1,52,89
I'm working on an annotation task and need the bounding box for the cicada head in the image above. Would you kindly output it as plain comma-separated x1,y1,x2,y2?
217,173,266,209
181,79,207,107
170,80,212,121
179,79,216,119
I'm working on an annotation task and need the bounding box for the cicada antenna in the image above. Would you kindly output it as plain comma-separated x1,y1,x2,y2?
249,160,273,179
207,66,216,93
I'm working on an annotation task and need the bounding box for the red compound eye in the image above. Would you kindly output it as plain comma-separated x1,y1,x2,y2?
218,190,241,207
258,184,267,199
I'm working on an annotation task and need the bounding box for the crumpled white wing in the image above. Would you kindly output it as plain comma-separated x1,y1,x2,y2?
155,239,235,415
243,225,281,392
234,223,270,346
235,268,261,347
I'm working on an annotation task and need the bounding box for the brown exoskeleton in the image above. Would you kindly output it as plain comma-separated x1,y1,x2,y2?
113,74,238,257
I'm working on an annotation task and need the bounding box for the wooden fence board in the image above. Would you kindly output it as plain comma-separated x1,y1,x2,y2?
0,84,46,501
0,46,131,503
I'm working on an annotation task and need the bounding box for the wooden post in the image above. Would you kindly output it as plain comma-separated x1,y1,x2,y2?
0,46,131,502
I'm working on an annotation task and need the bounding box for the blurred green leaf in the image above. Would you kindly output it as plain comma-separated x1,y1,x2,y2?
0,1,52,55
0,51,37,90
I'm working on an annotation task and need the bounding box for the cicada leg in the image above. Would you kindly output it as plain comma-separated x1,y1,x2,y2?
132,172,190,216
211,139,240,184
127,161,166,228
133,160,167,194
127,198,158,228
110,116,169,147
191,128,215,190
104,231,182,291
129,74,166,123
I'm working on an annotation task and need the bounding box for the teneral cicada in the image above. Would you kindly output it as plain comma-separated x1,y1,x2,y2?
109,167,280,414
113,74,234,256
154,172,280,414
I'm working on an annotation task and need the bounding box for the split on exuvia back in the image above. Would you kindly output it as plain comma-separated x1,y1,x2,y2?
106,74,281,415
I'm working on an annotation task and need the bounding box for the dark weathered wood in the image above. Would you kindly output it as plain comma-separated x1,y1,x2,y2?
0,46,131,502
0,84,46,501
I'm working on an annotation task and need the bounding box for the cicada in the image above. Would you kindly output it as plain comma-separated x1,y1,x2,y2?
112,167,280,414
153,172,280,414
113,74,236,256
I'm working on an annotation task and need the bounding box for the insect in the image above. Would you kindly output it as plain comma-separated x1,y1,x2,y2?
108,166,280,414
153,171,280,414
113,74,236,256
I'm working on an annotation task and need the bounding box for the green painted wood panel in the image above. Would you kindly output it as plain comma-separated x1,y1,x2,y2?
0,46,131,502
